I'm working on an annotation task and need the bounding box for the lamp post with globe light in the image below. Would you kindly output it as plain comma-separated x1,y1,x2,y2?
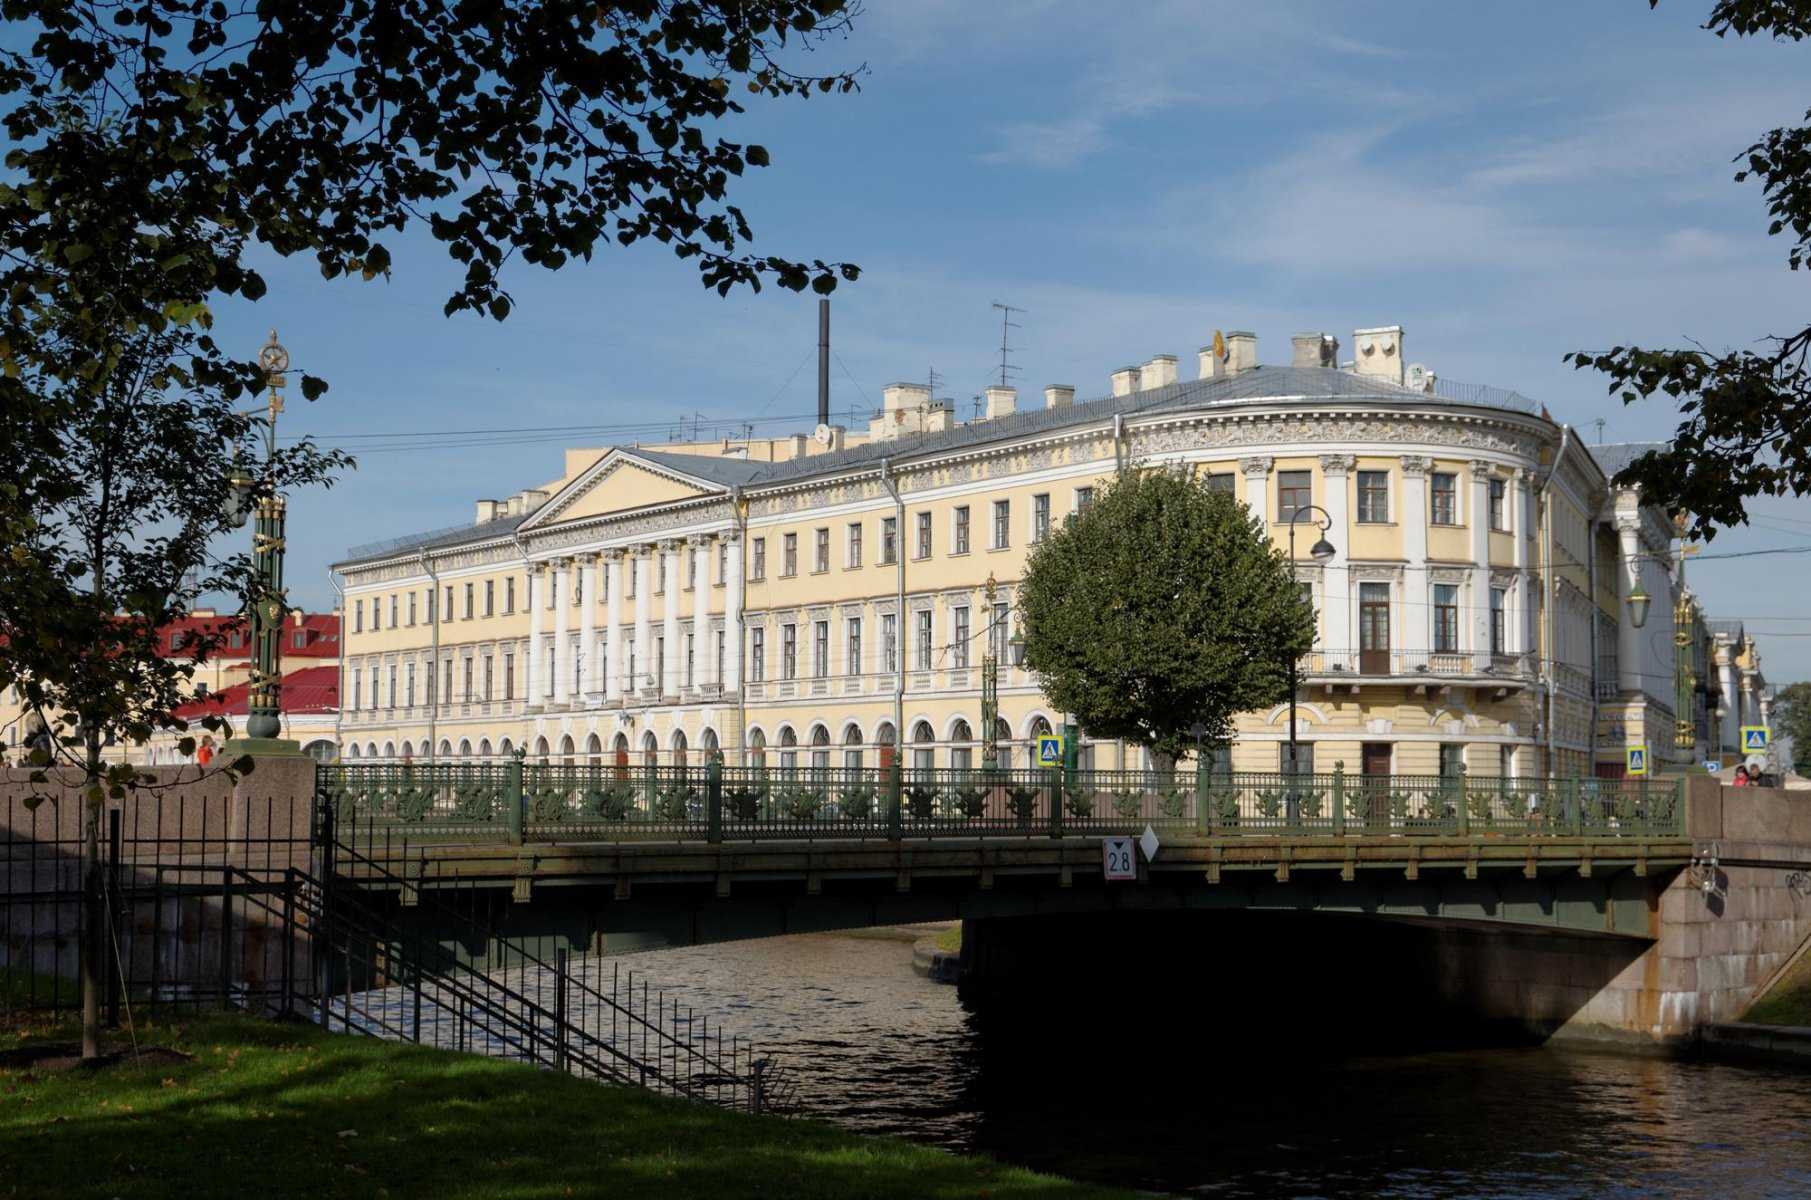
1285,505,1337,821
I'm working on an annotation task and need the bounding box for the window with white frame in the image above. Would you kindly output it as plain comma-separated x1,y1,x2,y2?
992,499,1010,549
954,505,971,554
813,527,829,573
1075,485,1095,514
882,612,898,672
915,610,932,670
882,516,898,564
751,627,766,682
813,620,829,677
915,511,932,559
752,537,766,581
1430,472,1458,525
782,532,798,577
1490,587,1508,654
1032,494,1050,543
1433,584,1460,653
781,623,797,679
846,617,862,676
953,605,971,669
1488,477,1508,531
1356,471,1390,523
847,522,863,568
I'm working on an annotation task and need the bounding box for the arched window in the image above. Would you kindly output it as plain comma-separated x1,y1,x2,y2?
478,737,493,759
842,725,864,772
366,741,379,760
701,728,720,762
457,738,472,758
808,724,830,773
533,735,550,762
498,737,514,760
749,728,766,770
382,740,396,761
671,728,688,769
950,719,974,773
640,730,658,767
439,739,453,758
779,726,798,775
994,718,1014,771
911,721,935,773
585,733,602,763
612,731,630,778
303,739,336,763
346,743,360,761
559,734,576,765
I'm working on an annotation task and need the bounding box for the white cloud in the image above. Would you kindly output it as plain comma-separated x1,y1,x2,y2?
978,115,1109,169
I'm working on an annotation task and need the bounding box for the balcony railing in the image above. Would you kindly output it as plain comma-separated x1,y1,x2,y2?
1299,649,1534,681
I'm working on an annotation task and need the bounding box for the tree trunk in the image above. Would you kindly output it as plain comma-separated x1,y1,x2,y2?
80,738,103,1061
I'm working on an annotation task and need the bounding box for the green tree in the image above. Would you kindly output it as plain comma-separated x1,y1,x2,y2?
1016,468,1315,764
1774,681,1811,774
1570,1,1811,538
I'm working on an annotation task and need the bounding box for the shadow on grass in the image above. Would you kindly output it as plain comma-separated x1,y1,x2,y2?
1,1015,1129,1200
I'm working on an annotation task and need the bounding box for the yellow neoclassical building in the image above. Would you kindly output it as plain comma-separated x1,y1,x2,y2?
332,325,1697,781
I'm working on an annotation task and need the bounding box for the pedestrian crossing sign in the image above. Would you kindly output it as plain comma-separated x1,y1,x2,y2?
1742,726,1770,752
1626,745,1648,776
1036,734,1064,767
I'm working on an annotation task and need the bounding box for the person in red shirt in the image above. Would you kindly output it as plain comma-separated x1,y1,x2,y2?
1731,765,1749,788
196,736,215,767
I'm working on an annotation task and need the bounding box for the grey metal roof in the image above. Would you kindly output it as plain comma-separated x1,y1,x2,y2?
339,366,1550,568
1708,619,1746,638
1588,442,1667,480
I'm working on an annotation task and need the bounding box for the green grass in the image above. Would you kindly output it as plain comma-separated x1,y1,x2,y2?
0,1014,1132,1199
1,964,78,1010
934,924,963,954
1746,946,1811,1027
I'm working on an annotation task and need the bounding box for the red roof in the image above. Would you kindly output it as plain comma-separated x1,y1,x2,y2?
160,611,339,660
174,665,339,718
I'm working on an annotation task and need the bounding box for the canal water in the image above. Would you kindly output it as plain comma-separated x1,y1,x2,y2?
613,929,1811,1198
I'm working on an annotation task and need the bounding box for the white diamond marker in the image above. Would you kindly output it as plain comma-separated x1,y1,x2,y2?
1139,824,1161,864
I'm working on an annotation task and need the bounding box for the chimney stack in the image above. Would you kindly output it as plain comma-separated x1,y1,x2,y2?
1141,354,1179,389
1352,325,1405,386
1110,366,1142,397
1291,332,1340,368
1226,332,1258,375
983,385,1017,420
475,499,501,524
1199,343,1225,379
1044,384,1075,409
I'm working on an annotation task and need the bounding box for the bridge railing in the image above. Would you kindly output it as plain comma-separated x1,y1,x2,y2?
315,762,1683,844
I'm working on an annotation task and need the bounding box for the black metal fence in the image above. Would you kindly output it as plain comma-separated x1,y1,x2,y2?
317,760,1687,845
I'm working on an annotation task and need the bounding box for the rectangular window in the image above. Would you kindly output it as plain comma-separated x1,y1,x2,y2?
460,658,472,702
1490,587,1507,655
846,617,862,676
544,645,555,695
954,505,971,554
1203,473,1235,495
1280,741,1314,777
718,541,727,585
992,499,1010,549
482,655,494,701
354,600,364,633
953,605,971,670
783,533,798,577
1356,471,1390,523
1359,581,1391,674
627,638,637,689
915,611,932,670
782,623,797,680
443,660,453,707
1076,485,1097,513
657,554,666,594
1430,472,1457,524
991,601,1009,662
1276,470,1311,521
751,628,766,682
444,585,454,618
407,592,417,626
752,536,767,581
405,663,416,707
1489,477,1508,531
715,630,724,682
1439,743,1466,778
1032,493,1051,543
387,665,397,708
915,511,932,560
506,576,516,614
882,517,898,564
463,582,474,619
351,669,361,710
1433,584,1460,653
575,569,584,605
882,613,898,673
813,620,829,678
655,636,665,688
814,527,830,573
686,551,695,590
847,522,863,568
686,633,695,687
389,595,398,627
484,579,495,616
626,559,637,598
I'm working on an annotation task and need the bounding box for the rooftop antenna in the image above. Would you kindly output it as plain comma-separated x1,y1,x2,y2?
990,301,1024,388
927,366,943,413
970,393,984,421
1594,417,1606,444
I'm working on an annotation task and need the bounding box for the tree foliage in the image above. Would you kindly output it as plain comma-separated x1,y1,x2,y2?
1773,680,1811,774
1015,469,1315,762
1569,1,1811,538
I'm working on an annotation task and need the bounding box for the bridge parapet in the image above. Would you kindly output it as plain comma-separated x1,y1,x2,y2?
316,762,1683,847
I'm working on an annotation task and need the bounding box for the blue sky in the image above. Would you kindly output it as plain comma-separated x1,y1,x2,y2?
210,1,1811,682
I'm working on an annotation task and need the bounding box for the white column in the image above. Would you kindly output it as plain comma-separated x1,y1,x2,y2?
724,531,743,692
1513,469,1534,658
1717,646,1738,752
1468,461,1493,671
661,539,682,697
1400,456,1431,666
550,557,570,704
604,549,624,703
633,546,653,696
1318,454,1353,668
1239,456,1272,527
1615,515,1643,697
525,563,544,710
578,552,598,703
689,534,709,691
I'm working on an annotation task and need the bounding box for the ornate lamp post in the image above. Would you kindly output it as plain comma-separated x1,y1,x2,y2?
225,331,301,755
1285,504,1336,816
980,574,1026,773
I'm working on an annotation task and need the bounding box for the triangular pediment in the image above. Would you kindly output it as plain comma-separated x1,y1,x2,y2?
522,450,722,530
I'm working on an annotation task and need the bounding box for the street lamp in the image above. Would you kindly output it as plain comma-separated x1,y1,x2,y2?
1626,579,1651,630
1285,504,1336,817
225,331,300,755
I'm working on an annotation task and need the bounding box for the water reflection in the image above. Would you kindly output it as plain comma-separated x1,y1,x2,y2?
615,930,1811,1198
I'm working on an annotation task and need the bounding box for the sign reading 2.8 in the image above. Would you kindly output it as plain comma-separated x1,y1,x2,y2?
1102,835,1136,881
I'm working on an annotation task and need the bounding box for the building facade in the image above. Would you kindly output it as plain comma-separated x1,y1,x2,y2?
333,325,1712,781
